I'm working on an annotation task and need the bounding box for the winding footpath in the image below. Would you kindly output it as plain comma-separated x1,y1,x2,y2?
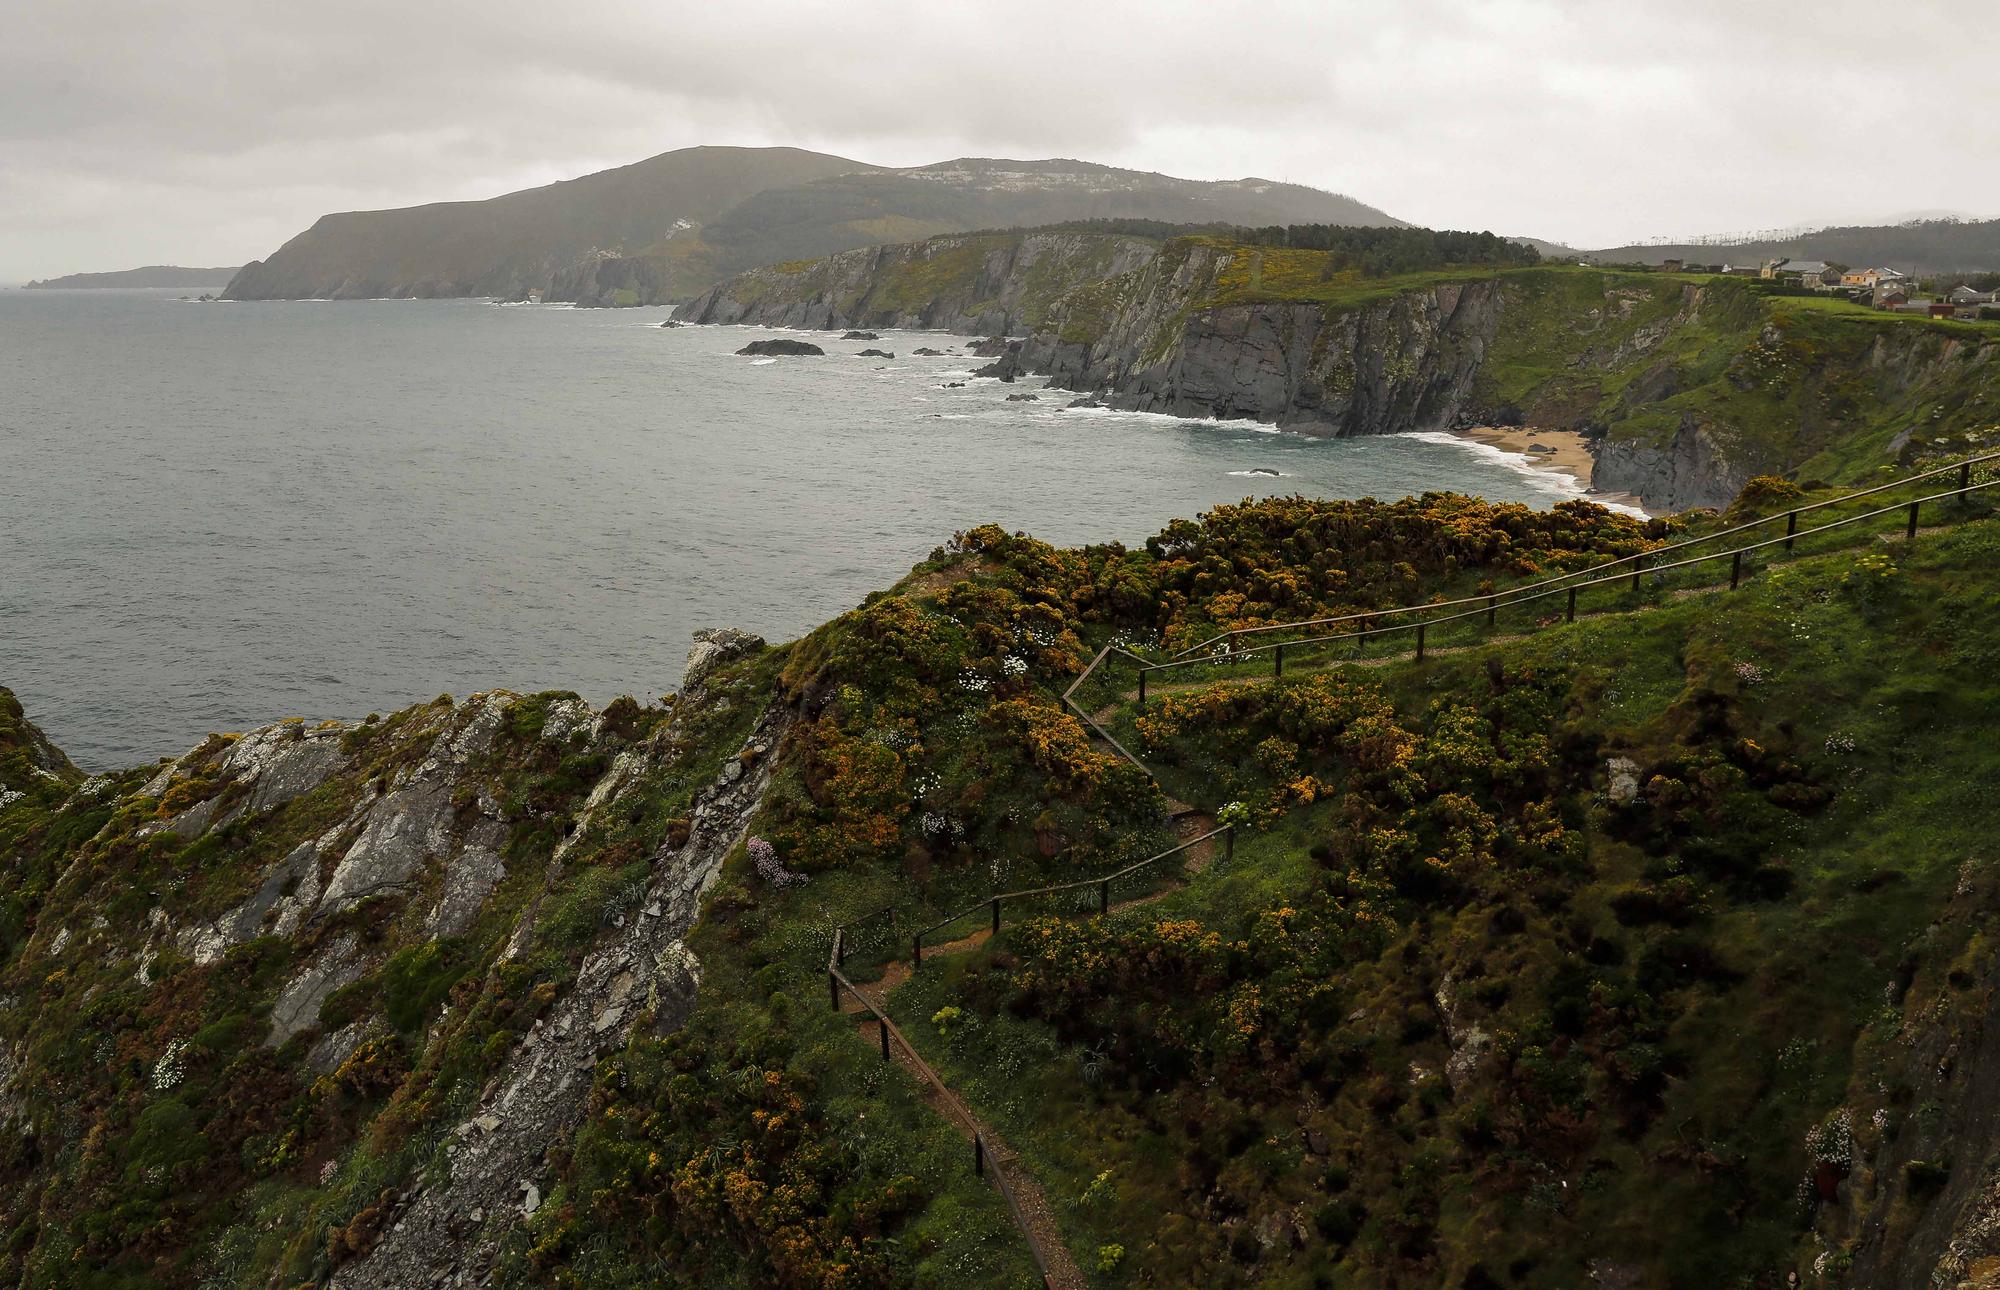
835,474,1996,1283
835,813,1218,1288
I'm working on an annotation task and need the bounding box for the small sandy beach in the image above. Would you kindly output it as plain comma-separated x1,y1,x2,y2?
1455,425,1649,514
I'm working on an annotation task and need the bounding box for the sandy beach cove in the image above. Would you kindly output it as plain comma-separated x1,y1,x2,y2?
1454,425,1650,514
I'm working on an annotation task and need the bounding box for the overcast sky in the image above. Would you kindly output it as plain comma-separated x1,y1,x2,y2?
6,0,1996,281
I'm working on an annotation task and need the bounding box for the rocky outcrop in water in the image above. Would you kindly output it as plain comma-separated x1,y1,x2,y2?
736,338,824,356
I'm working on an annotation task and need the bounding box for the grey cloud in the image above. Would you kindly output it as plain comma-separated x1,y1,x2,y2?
5,0,1997,280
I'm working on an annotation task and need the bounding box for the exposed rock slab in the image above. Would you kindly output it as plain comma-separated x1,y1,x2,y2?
329,706,792,1289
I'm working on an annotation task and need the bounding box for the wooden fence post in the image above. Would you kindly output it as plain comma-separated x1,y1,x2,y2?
1630,554,1644,592
1099,880,1109,915
1961,461,1973,501
1225,825,1236,866
1730,551,1742,590
1486,595,1497,628
974,1134,986,1177
1274,643,1284,678
1137,668,1147,709
1908,500,1920,539
879,1017,891,1061
1785,510,1798,550
1566,587,1577,623
1415,622,1426,661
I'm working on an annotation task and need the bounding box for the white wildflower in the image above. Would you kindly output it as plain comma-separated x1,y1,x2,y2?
151,1039,188,1092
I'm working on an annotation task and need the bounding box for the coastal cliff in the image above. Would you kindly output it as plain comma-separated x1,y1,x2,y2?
685,233,2000,511
673,230,1159,335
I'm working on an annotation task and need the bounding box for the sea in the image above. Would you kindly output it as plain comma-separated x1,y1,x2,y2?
1,289,1613,770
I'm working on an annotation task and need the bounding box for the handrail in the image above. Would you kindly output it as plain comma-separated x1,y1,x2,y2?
1060,643,1156,773
910,824,1234,961
825,953,1057,1289
1165,449,2000,661
1135,473,1997,675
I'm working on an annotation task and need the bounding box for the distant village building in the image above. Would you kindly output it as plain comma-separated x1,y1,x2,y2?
1842,266,1909,289
1757,258,1839,287
1948,284,1998,305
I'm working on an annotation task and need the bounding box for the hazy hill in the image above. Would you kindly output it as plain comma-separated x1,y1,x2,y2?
1590,217,2000,274
224,145,867,302
223,147,1402,304
22,265,240,290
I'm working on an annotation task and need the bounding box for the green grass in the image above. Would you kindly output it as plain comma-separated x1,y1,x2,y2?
860,512,2000,1286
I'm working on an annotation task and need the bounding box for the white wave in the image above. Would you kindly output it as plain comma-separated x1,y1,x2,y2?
1401,431,1649,518
1051,403,1265,434
1227,469,1291,478
749,357,777,366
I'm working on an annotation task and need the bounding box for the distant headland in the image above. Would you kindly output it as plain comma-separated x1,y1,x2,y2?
21,265,241,290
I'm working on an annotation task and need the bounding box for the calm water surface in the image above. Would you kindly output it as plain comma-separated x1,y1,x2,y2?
1,290,1595,768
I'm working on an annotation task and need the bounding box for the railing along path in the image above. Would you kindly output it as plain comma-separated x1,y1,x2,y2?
822,448,1996,1283
828,928,1071,1287
1165,451,2000,663
1055,455,1997,749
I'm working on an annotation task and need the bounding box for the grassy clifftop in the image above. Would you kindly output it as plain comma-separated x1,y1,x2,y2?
5,480,2000,1284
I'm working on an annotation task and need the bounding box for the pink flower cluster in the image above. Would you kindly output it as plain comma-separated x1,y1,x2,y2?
748,836,807,888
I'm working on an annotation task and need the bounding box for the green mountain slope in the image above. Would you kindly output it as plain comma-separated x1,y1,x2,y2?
224,146,872,302
222,149,1400,305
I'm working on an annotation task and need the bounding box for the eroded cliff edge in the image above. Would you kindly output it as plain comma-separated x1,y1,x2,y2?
681,235,2000,512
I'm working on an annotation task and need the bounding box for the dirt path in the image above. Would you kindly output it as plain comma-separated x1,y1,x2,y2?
835,810,1220,1288
841,966,1082,1288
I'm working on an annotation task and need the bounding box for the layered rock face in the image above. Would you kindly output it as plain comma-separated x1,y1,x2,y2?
995,247,1508,435
673,231,1158,335
0,634,786,1286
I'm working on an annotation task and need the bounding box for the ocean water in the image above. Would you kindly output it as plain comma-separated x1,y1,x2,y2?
2,289,1603,770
